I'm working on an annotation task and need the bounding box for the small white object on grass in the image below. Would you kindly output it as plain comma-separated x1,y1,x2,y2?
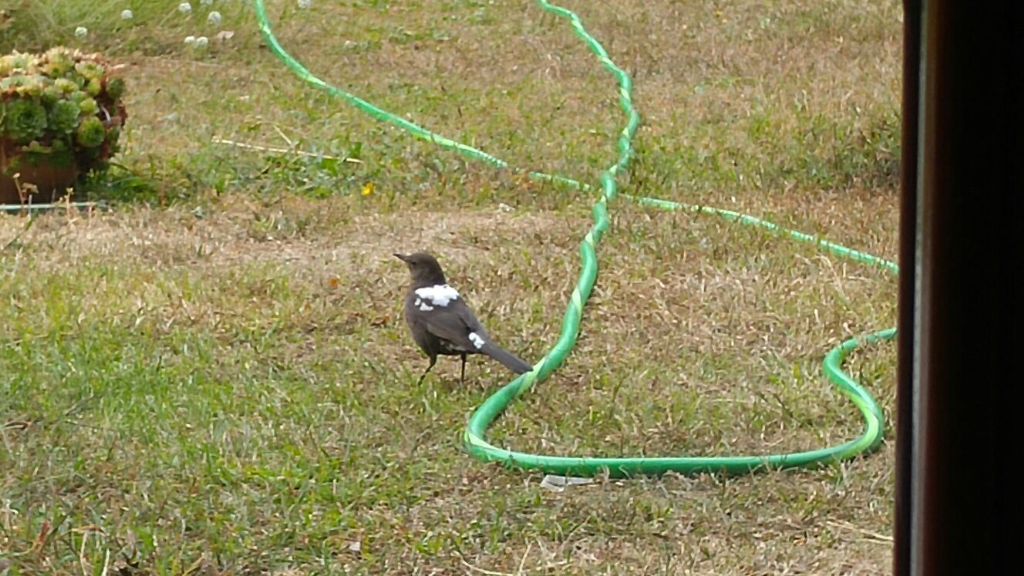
120,9,134,20
195,36,209,48
184,35,197,46
178,2,192,15
539,475,595,492
298,0,313,9
74,26,88,38
207,11,222,26
201,0,213,6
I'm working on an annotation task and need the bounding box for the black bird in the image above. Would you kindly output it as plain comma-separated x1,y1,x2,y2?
395,252,533,384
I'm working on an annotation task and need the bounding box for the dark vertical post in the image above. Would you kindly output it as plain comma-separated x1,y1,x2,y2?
901,2,1022,575
893,0,920,574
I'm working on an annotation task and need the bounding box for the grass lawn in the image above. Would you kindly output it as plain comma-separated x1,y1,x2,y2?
2,1,900,574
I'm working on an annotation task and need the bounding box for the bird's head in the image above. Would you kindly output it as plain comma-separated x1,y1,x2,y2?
394,252,448,286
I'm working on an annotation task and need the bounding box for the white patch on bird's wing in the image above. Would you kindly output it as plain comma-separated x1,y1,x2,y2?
419,302,434,311
468,332,485,350
414,284,460,307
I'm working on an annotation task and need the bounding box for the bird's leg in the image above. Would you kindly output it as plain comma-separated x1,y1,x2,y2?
460,353,467,385
417,356,437,385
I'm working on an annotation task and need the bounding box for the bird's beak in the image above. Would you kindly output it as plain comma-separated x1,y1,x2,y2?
394,253,409,262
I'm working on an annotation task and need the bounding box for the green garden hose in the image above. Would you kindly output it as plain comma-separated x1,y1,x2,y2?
253,0,898,477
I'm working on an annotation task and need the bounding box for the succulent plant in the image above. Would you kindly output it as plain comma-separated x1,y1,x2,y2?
1,46,127,180
48,99,81,135
2,99,48,143
40,50,75,78
78,96,99,116
106,77,125,100
75,116,106,148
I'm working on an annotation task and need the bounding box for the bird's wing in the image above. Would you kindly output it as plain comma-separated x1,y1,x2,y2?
423,300,532,372
423,300,488,352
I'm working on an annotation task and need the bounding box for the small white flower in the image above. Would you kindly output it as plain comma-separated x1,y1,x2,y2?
178,2,192,15
184,35,197,45
207,11,222,26
121,9,134,20
74,26,88,38
195,36,209,48
298,0,312,9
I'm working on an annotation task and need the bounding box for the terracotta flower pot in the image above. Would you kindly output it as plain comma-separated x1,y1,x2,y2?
0,152,80,204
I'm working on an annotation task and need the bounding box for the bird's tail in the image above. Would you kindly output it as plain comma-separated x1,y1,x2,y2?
482,343,533,374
